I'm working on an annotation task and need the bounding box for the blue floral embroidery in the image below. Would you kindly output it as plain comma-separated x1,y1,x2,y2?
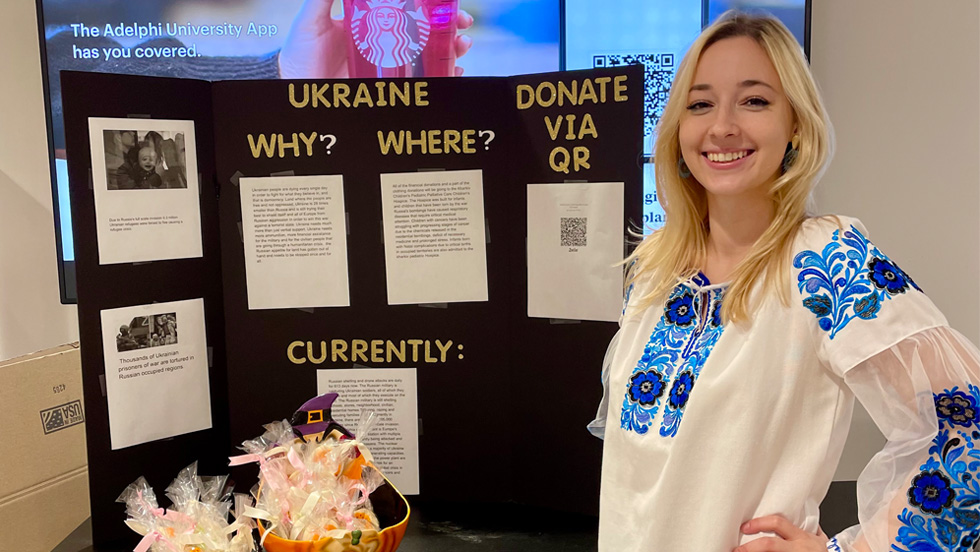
908,471,955,515
936,390,980,428
710,298,723,328
868,257,911,295
794,225,921,339
892,385,980,552
668,371,694,409
620,286,688,434
826,537,842,551
659,315,724,437
620,278,726,437
665,293,696,326
628,371,665,405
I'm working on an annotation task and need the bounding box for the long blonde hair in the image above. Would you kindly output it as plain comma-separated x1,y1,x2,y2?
627,12,833,324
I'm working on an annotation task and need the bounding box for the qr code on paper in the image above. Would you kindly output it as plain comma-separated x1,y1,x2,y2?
593,53,675,139
561,217,587,247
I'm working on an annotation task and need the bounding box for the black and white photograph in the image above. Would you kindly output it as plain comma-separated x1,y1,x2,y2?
89,117,203,265
115,312,178,352
103,129,188,190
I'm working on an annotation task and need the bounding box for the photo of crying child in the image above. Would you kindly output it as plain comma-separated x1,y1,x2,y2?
103,129,188,190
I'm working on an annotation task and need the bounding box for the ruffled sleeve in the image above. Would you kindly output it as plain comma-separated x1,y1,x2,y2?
588,281,635,439
587,326,621,439
828,327,980,552
792,218,980,551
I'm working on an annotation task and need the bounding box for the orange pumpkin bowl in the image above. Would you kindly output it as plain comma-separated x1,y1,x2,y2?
257,477,410,552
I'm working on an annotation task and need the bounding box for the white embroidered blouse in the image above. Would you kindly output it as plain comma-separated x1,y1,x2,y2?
590,216,980,552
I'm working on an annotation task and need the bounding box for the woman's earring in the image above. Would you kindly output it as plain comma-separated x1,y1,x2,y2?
781,134,801,173
678,156,691,178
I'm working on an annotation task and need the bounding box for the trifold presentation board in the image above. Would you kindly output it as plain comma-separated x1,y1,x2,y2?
61,65,643,546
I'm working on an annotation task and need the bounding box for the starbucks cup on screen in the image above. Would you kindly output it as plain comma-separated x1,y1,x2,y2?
344,0,459,78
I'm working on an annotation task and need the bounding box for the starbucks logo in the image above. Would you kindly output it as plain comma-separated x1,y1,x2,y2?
351,0,431,68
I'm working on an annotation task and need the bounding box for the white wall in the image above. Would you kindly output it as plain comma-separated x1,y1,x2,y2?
810,1,980,482
810,0,980,345
0,0,79,360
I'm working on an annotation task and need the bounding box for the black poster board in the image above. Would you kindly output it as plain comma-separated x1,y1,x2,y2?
61,71,230,547
62,65,643,548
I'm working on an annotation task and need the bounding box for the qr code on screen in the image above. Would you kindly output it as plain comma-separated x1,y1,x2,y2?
561,217,587,247
593,53,675,139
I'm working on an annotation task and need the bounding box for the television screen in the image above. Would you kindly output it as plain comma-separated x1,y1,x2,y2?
37,0,560,302
707,0,809,51
564,0,809,231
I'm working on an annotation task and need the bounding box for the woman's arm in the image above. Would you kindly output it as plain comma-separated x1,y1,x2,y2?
739,326,980,552
830,327,980,552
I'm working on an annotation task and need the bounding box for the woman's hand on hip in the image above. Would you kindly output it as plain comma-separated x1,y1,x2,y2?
734,515,829,552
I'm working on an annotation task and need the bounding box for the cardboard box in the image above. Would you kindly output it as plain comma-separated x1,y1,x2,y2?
0,343,89,552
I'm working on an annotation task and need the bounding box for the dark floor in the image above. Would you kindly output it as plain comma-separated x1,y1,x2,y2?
53,500,601,552
53,487,863,552
399,501,600,552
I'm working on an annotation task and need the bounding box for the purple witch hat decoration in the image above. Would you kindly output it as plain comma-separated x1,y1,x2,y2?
290,392,354,441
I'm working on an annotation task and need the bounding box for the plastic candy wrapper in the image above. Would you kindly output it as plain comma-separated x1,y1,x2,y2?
229,394,399,547
117,463,256,552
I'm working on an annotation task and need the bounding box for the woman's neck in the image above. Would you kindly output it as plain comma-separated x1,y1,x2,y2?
702,193,775,283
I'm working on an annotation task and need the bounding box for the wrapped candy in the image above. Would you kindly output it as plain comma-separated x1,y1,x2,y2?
119,393,408,552
229,394,400,548
117,463,255,552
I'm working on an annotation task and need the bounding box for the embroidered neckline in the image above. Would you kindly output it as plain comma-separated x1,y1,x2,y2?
620,278,727,438
680,271,730,293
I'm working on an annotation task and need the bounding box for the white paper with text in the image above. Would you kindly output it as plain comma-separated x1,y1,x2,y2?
240,175,350,309
317,368,420,494
100,298,212,449
89,117,203,265
527,182,624,322
380,170,488,305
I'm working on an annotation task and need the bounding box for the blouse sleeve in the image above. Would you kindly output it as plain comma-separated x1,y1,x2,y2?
791,218,980,550
828,326,980,552
586,326,622,439
587,281,635,440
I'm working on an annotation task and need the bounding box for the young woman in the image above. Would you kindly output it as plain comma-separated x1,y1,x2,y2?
590,13,980,552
